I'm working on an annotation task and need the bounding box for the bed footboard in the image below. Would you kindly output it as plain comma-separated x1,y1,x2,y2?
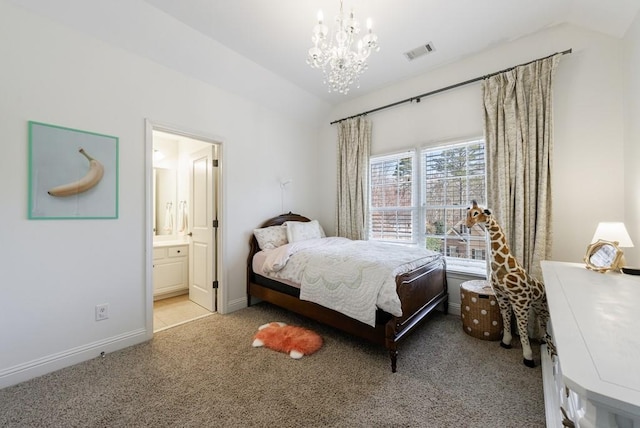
384,256,448,372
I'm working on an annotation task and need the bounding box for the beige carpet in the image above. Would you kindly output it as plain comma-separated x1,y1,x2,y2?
0,303,545,427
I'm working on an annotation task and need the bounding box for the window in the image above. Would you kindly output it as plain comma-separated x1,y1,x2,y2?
369,151,416,243
423,140,487,270
369,139,487,273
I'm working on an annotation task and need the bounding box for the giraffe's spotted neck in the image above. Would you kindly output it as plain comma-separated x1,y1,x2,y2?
480,213,524,276
484,215,513,260
485,216,506,243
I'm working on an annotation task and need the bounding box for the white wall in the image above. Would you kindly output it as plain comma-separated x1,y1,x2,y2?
624,13,640,266
0,2,328,388
319,23,630,264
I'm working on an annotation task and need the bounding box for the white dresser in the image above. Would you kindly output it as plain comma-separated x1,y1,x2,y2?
541,261,640,428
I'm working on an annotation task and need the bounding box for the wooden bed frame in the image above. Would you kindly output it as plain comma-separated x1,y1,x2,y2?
246,213,449,372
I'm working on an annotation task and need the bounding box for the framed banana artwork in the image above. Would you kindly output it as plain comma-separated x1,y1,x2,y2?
28,121,119,219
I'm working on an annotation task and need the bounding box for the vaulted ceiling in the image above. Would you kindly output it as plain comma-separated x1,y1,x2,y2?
144,0,640,102
11,0,640,104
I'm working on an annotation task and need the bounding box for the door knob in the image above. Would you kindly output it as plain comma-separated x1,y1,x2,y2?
187,232,193,237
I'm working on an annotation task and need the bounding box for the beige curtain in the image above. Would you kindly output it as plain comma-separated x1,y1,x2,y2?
336,117,371,240
482,54,561,280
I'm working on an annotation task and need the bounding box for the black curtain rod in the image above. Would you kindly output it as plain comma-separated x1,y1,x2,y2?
330,48,572,125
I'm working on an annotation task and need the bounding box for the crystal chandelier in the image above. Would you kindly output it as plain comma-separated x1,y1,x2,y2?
306,1,380,94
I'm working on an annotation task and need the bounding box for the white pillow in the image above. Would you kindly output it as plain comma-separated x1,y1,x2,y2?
285,220,325,243
253,225,288,250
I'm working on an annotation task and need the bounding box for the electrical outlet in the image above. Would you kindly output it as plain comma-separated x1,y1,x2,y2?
95,303,109,321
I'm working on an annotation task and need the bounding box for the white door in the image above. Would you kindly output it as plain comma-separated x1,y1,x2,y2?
188,146,217,311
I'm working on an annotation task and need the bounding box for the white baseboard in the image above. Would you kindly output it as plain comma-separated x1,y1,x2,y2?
0,328,148,390
448,302,461,316
227,296,248,314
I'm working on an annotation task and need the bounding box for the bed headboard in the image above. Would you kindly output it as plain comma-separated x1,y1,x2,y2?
246,212,310,284
257,212,310,228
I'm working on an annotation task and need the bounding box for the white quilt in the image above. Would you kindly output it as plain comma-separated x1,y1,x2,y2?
260,237,440,327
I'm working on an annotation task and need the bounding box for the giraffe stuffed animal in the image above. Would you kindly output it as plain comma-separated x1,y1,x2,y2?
465,201,549,367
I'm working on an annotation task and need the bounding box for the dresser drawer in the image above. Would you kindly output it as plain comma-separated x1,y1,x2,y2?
168,246,188,257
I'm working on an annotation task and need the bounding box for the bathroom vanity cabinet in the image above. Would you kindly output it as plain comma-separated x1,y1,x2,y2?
153,244,188,298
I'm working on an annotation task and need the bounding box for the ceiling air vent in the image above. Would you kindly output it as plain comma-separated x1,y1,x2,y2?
404,42,435,61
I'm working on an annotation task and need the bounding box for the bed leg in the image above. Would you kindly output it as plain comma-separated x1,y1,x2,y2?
389,349,398,373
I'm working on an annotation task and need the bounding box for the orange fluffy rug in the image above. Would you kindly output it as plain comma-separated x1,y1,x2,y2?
252,322,323,359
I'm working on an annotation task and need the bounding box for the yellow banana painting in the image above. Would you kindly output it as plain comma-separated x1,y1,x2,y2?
48,148,104,197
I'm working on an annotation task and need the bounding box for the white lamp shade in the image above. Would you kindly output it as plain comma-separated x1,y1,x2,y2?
591,222,634,248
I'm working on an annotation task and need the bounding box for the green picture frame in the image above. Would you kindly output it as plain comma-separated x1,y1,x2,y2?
28,121,119,219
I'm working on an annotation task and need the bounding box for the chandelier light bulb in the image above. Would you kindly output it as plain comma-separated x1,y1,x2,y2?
306,1,379,95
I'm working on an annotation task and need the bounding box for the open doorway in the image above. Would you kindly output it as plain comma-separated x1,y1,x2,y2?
146,121,221,333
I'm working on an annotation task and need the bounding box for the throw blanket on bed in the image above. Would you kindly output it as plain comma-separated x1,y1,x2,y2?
261,237,440,327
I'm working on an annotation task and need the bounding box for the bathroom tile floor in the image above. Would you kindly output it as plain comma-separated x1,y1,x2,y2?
153,294,213,332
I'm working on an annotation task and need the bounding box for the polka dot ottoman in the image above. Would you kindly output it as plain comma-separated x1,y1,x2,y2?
460,280,503,341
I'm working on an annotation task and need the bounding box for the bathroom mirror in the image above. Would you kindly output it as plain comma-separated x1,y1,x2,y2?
153,167,177,236
584,239,623,273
